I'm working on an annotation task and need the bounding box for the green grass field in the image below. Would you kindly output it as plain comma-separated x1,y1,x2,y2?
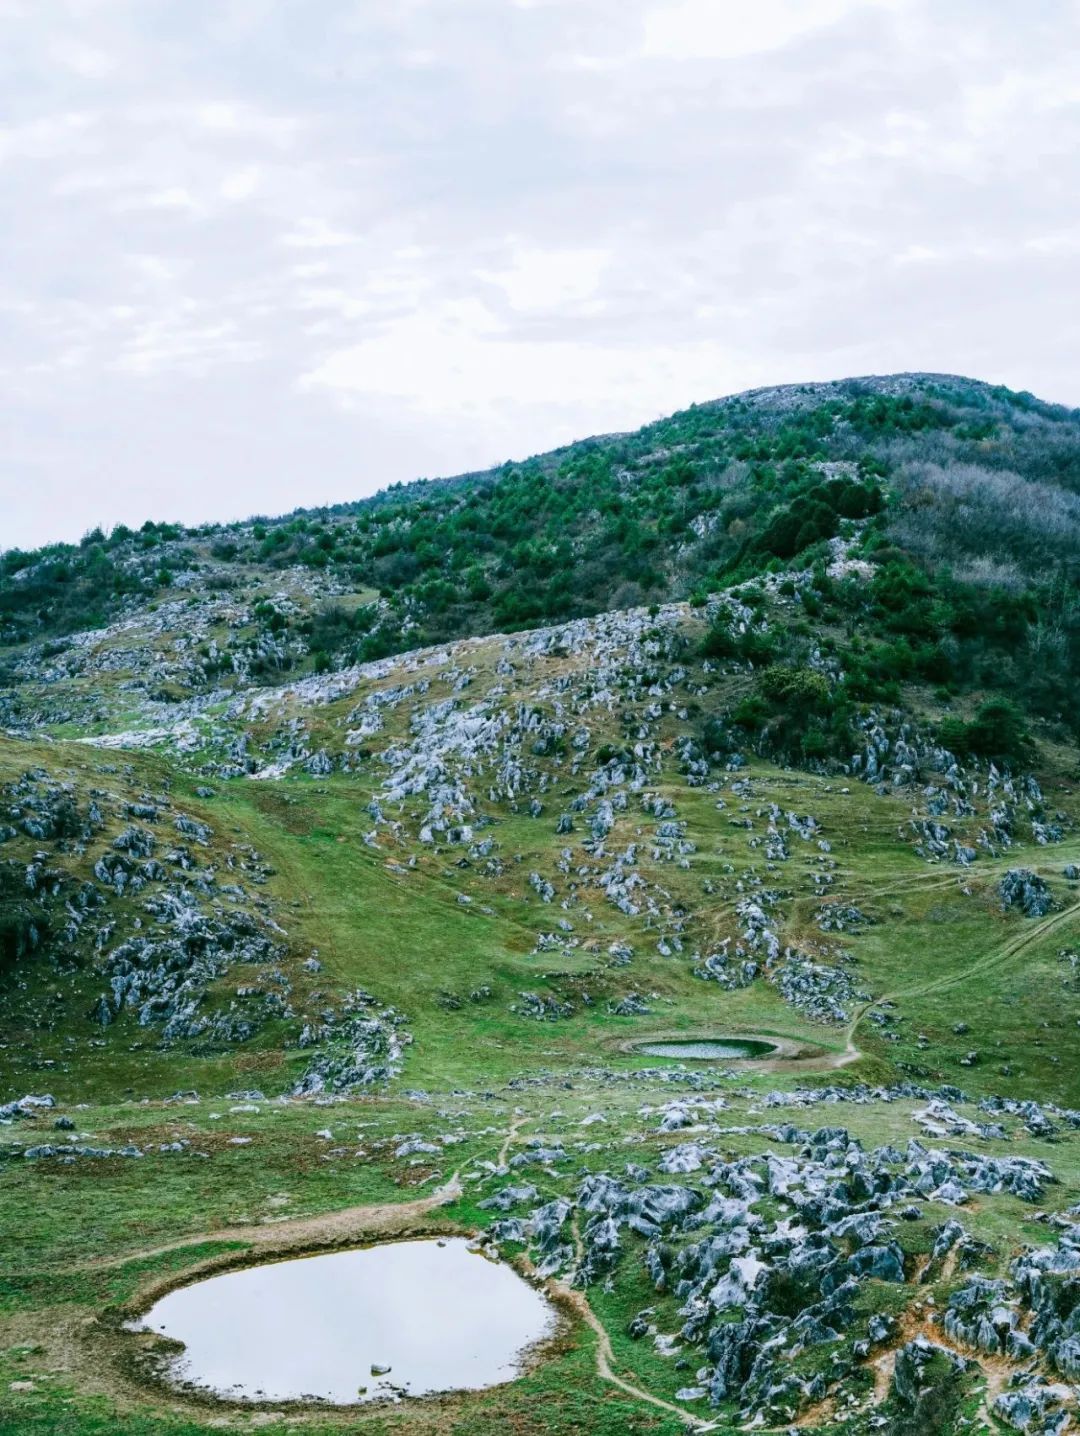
3,610,1080,1433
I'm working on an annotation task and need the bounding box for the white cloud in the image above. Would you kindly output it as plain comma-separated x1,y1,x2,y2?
0,111,97,164
220,166,261,201
281,217,360,249
480,246,610,310
2,0,1080,549
640,0,900,60
51,41,115,79
119,185,200,213
128,253,176,281
300,299,746,413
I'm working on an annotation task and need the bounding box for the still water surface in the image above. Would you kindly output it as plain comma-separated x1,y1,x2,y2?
137,1236,556,1404
636,1037,776,1059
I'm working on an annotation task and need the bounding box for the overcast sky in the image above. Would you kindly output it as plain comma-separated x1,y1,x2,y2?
3,0,1079,549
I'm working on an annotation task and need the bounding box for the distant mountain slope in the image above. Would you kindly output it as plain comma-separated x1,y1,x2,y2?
3,372,1080,752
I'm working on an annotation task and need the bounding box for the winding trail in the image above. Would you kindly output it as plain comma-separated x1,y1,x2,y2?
553,1280,718,1432
497,1111,528,1169
554,1215,716,1431
751,1031,860,1075
895,897,1080,1002
847,897,1080,1046
67,1169,463,1273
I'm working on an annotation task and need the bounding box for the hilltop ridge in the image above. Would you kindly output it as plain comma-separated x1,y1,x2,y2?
4,371,1080,742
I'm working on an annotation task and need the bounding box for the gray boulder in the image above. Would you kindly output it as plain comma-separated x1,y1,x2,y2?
1000,868,1052,918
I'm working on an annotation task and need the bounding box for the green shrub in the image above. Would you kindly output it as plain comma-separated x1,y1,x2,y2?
758,665,831,709
939,698,1032,766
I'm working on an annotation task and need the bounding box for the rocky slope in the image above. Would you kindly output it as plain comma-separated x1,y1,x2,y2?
2,374,1080,1435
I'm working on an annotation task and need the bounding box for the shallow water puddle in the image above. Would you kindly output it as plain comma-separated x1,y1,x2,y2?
136,1236,556,1404
636,1037,777,1059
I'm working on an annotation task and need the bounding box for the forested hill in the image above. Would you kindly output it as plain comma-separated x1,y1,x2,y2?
4,371,1080,754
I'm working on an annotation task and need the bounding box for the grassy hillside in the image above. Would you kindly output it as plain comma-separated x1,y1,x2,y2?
2,374,1080,1435
4,374,1080,732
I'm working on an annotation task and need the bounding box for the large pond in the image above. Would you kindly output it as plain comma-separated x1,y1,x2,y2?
635,1037,778,1060
135,1237,556,1404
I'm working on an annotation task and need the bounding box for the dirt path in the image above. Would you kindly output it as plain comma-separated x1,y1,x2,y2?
79,1179,710,1430
71,1169,463,1273
845,844,1080,907
848,898,1080,1045
752,1030,860,1075
899,897,1080,1002
553,1279,716,1432
497,1111,528,1168
865,1305,1016,1430
555,1214,718,1431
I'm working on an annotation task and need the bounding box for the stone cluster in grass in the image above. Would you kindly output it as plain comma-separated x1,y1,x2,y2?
0,766,407,1087
6,576,1071,1073
475,1103,1075,1427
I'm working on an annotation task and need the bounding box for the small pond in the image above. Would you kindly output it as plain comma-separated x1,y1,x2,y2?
134,1236,556,1404
635,1037,778,1060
